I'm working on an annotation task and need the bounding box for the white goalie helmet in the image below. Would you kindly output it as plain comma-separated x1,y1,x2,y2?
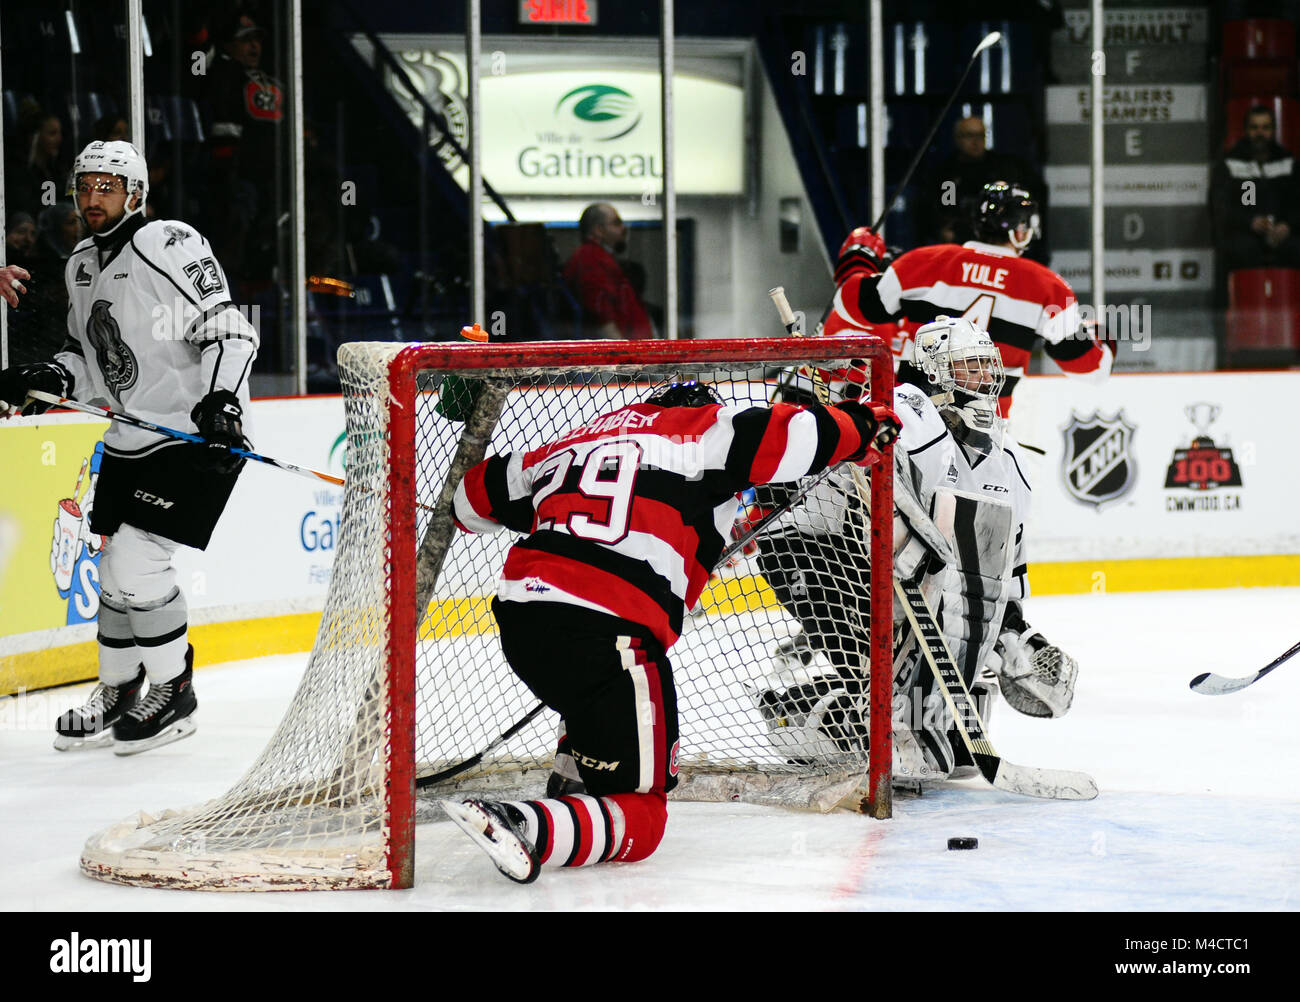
910,315,1005,433
69,140,149,235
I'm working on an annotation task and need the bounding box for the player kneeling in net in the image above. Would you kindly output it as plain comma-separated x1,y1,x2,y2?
443,382,900,882
750,316,1079,783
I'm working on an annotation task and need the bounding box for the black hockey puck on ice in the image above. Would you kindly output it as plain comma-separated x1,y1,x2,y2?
947,837,978,850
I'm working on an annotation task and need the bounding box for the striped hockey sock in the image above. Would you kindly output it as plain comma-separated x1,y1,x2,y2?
508,790,667,868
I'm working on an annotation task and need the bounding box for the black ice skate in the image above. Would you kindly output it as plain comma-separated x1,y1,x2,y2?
441,798,540,883
53,666,147,751
112,645,197,755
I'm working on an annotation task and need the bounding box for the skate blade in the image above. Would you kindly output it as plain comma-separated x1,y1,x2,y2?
112,717,197,756
53,729,116,752
441,800,539,884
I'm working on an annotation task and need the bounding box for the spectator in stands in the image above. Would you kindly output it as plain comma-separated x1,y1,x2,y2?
204,11,285,282
5,111,71,217
35,203,84,264
562,203,653,339
1212,104,1300,270
917,116,1048,262
4,213,37,269
92,115,130,143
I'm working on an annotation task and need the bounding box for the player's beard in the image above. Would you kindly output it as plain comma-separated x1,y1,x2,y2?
613,239,627,255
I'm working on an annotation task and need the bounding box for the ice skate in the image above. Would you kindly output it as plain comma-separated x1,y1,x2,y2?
113,646,197,755
442,798,540,883
53,667,146,751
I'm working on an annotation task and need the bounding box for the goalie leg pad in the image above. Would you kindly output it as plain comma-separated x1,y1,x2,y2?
995,628,1078,718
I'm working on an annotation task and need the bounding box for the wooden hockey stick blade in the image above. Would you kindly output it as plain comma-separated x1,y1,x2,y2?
1189,638,1300,695
895,580,1098,801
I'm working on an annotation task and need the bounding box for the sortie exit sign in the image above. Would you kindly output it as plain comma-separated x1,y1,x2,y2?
519,1,598,25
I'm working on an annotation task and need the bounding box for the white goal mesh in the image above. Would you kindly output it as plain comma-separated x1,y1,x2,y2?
81,336,894,890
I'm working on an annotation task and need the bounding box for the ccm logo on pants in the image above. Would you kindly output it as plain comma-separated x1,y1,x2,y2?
133,490,175,509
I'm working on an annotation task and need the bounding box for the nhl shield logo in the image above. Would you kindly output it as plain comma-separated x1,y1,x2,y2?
1061,411,1137,507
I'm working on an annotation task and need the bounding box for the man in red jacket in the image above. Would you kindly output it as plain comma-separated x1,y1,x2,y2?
563,203,653,339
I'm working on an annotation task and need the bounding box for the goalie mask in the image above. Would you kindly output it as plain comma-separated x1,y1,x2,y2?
69,140,149,236
646,380,721,409
911,316,1005,434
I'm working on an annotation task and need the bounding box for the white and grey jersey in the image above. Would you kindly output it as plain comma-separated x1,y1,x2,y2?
55,219,258,457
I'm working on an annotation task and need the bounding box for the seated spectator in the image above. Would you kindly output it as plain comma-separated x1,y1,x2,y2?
1212,104,1300,270
4,213,37,269
92,115,130,143
35,203,85,264
5,111,71,217
562,203,652,340
917,115,1048,261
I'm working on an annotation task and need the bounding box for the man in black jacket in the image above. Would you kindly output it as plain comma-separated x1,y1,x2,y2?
1212,105,1300,269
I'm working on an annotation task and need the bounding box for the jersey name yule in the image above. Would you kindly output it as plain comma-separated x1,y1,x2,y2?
56,220,258,457
851,241,1111,415
454,400,866,648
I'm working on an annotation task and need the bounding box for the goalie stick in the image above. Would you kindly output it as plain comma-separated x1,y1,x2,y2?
1189,639,1300,695
894,579,1098,801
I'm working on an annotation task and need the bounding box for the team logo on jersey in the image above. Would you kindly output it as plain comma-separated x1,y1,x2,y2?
1061,411,1136,508
86,300,139,395
74,261,93,286
163,225,191,247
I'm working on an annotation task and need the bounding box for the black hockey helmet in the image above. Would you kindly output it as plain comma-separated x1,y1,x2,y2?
972,181,1040,252
646,380,721,408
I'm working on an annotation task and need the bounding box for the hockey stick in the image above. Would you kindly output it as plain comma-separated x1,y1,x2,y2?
1189,639,1300,695
894,579,1098,800
26,390,345,488
870,30,1002,233
416,701,550,788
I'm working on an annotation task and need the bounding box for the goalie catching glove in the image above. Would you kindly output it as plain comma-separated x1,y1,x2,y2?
989,601,1078,718
190,390,249,475
0,361,74,416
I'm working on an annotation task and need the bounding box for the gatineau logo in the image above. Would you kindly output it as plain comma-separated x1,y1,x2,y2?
49,933,151,981
555,84,642,141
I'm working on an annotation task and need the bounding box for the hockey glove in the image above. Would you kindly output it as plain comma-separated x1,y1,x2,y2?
190,390,248,475
0,361,74,416
835,399,902,463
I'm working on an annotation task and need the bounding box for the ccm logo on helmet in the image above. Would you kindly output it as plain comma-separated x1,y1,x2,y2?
133,490,174,509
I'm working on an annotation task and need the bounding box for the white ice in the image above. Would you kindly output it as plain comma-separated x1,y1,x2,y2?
2,587,1298,911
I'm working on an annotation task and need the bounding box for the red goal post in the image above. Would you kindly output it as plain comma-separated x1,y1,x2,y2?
81,335,894,892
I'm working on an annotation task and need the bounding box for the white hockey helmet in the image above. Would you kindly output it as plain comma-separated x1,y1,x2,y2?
69,140,149,235
910,315,1005,433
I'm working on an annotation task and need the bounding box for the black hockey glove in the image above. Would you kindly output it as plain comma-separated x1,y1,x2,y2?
834,399,901,463
0,361,74,416
190,390,248,475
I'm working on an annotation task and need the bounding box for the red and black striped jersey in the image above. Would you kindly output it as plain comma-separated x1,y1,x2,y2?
849,241,1112,415
453,400,869,648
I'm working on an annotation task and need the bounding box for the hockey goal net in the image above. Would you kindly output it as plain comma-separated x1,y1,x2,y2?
80,336,894,890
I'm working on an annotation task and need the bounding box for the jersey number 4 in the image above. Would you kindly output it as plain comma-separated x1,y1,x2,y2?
532,441,642,544
183,257,225,298
961,293,995,331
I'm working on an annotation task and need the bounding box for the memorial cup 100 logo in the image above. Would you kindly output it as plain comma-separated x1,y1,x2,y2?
1163,403,1242,511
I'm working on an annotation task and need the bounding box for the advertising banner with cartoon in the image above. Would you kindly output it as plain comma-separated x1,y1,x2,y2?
0,415,112,637
1008,372,1298,563
0,397,347,651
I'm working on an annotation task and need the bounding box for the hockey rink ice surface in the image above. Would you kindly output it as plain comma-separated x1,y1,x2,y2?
2,586,1298,912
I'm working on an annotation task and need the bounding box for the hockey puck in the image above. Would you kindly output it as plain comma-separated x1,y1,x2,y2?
947,837,978,850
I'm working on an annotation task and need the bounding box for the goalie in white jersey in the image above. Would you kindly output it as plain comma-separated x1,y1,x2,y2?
0,141,259,754
752,316,1079,783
